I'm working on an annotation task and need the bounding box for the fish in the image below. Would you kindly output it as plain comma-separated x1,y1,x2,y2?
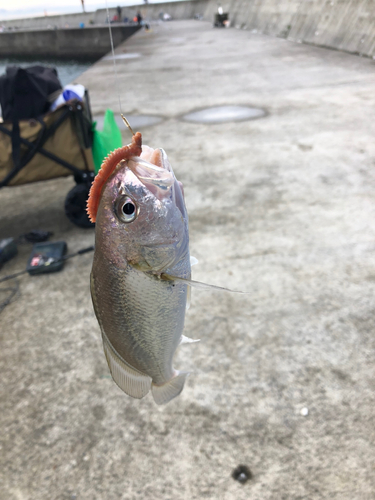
87,132,198,405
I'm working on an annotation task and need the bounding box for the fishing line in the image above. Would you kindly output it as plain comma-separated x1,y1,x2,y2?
105,0,123,116
0,282,19,313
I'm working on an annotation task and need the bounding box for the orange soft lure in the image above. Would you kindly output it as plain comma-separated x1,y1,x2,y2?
87,132,142,222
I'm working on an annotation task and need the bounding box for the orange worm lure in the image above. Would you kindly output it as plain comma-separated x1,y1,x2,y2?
87,132,142,223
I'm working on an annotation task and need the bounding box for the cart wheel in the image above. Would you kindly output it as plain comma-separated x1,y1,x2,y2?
64,183,94,228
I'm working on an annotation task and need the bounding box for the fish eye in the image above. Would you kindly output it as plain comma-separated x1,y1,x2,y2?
115,196,138,223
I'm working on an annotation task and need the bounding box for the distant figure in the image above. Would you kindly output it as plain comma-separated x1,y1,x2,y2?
136,11,143,25
117,6,122,21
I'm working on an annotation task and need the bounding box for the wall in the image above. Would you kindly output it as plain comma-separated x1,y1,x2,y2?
0,26,140,58
0,0,207,59
203,0,375,57
97,0,208,22
0,1,208,29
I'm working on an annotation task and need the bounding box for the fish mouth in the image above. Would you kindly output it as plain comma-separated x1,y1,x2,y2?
126,151,188,223
139,145,167,169
127,150,175,195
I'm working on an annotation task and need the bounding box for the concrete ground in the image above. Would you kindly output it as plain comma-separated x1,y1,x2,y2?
1,20,375,500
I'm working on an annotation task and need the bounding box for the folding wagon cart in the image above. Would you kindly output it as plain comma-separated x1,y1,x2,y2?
0,65,95,228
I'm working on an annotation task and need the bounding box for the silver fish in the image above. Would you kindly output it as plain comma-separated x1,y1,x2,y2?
89,134,197,404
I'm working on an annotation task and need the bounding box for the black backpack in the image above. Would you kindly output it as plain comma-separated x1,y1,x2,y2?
0,65,62,122
0,65,62,171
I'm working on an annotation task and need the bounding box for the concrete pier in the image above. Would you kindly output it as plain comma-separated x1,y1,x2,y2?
1,19,375,500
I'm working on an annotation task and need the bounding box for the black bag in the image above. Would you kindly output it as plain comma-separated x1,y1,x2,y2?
0,65,62,122
0,65,62,172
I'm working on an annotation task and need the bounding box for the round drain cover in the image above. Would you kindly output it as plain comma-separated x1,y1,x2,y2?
182,105,266,124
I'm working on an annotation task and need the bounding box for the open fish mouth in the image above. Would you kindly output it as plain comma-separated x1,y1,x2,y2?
127,156,175,193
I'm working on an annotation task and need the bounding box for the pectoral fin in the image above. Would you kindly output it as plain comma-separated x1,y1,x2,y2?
180,335,200,344
160,273,245,294
190,256,199,266
186,285,191,311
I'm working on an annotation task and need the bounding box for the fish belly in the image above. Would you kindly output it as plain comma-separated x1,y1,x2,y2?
91,253,188,392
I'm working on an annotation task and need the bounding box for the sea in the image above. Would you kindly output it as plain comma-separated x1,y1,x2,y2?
0,57,95,86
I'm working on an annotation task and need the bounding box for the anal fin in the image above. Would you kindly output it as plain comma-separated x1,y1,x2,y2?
151,372,189,405
102,333,151,399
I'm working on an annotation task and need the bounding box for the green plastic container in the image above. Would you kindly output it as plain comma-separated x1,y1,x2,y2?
92,109,122,174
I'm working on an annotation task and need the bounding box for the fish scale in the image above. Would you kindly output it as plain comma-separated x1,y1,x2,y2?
91,257,189,384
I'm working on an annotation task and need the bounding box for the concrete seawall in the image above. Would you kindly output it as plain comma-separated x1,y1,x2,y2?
0,25,140,58
1,0,374,58
203,0,375,58
0,1,207,58
0,1,208,29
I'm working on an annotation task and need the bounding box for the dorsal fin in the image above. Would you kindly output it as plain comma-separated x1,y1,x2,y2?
87,132,142,223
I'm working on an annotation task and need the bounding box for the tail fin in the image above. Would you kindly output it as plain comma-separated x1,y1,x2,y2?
151,372,189,405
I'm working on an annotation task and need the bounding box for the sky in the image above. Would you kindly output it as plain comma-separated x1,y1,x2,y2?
0,0,184,20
